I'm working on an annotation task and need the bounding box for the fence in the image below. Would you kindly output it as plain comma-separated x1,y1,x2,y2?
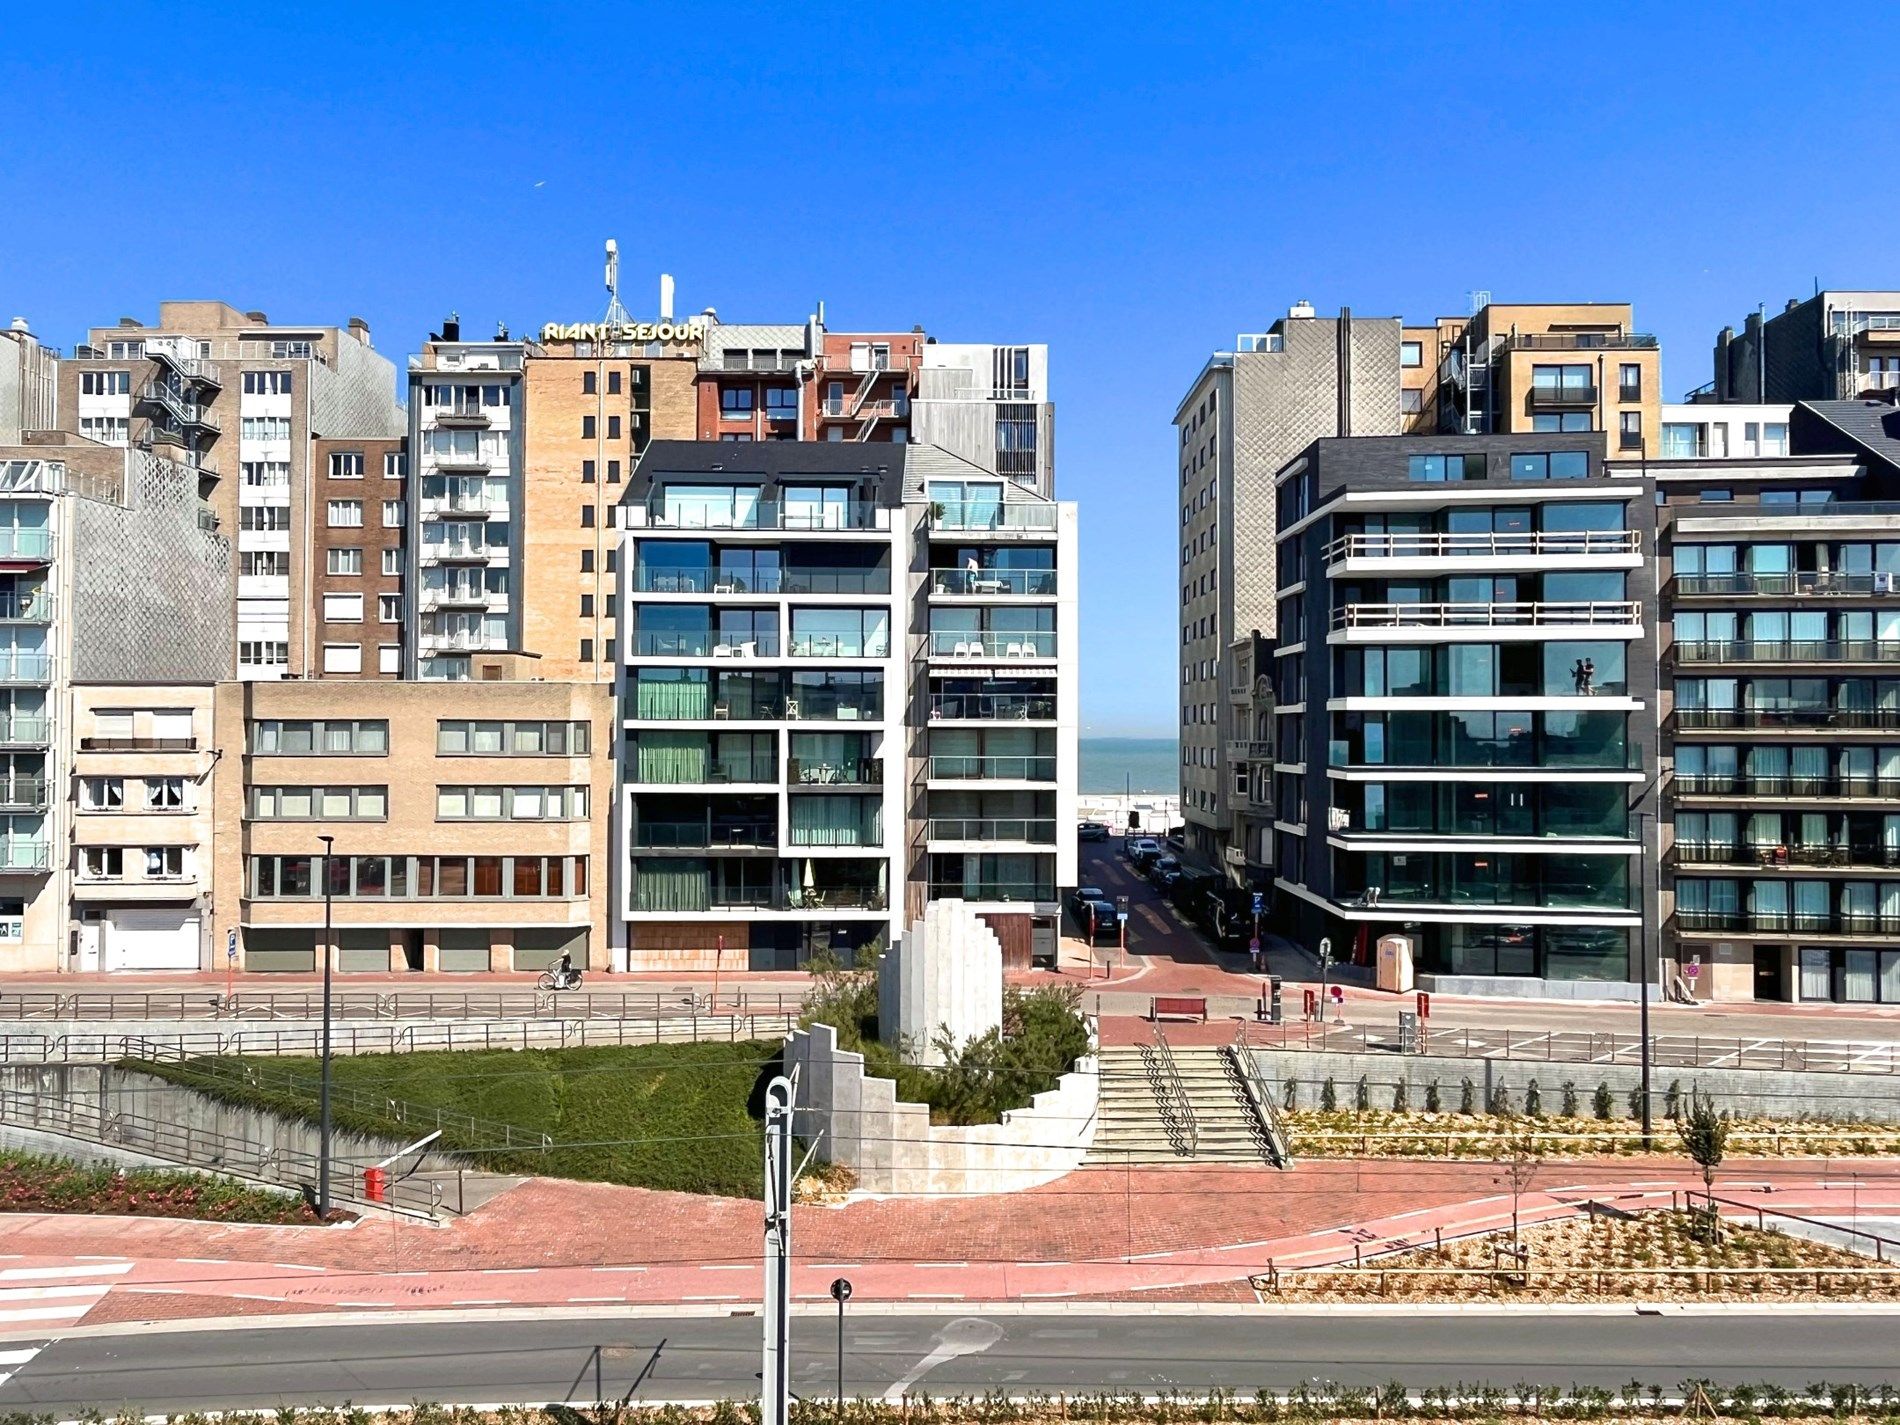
0,988,809,1023
0,1012,799,1066
0,1085,442,1218
1251,1262,1900,1297
1239,1017,1900,1076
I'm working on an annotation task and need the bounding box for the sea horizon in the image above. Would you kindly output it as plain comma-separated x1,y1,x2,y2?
1079,735,1179,795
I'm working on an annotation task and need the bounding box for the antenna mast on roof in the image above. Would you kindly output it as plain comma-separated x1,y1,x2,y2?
603,239,631,325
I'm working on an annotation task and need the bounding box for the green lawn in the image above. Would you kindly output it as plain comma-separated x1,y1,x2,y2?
132,1041,781,1198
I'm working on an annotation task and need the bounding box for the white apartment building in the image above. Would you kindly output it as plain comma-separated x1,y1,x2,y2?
617,441,1077,970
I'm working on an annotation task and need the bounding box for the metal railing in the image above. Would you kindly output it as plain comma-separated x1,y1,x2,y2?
1672,841,1900,868
0,777,46,808
429,405,492,426
1675,707,1900,730
1333,600,1641,630
0,988,809,1022
927,630,1056,657
926,880,1056,902
926,754,1056,781
928,694,1057,721
1150,1022,1198,1156
927,502,1057,533
788,756,881,785
926,817,1057,843
0,655,52,684
1674,571,1900,597
0,1086,442,1217
927,568,1059,595
78,736,195,752
0,718,50,745
1528,384,1599,408
1324,530,1640,563
641,500,885,532
632,568,893,596
1228,1025,1291,1167
1670,908,1900,935
1673,774,1900,798
1501,331,1657,350
137,378,220,432
632,821,777,849
1676,640,1900,664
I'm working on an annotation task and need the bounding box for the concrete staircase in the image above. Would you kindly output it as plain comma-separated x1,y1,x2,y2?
1089,1043,1278,1165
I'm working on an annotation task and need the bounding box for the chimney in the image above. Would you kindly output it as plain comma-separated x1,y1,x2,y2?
1785,298,1800,313
347,316,371,345
659,274,675,321
119,317,139,328
245,311,268,323
1288,300,1317,320
7,318,28,335
441,312,461,342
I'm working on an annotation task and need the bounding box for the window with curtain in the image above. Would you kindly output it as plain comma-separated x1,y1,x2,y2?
634,858,709,911
636,732,707,784
788,795,881,846
636,671,710,719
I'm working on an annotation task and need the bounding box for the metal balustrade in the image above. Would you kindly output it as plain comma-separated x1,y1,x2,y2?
1323,530,1640,563
1332,600,1641,630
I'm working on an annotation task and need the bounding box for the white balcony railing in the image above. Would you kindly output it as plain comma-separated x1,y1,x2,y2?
1323,530,1641,564
1331,601,1642,632
928,630,1057,658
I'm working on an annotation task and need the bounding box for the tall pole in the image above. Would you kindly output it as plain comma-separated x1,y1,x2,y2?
830,1277,853,1418
762,1075,793,1425
1637,810,1653,1148
317,832,336,1216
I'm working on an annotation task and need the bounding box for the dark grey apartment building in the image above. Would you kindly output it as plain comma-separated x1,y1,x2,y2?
1272,431,1659,997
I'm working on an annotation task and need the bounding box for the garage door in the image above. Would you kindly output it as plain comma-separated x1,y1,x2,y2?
105,909,200,972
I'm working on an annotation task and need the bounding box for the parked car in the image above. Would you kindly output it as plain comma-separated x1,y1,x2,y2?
1147,854,1182,889
1075,897,1120,945
1066,884,1107,916
1126,837,1161,868
1077,821,1110,842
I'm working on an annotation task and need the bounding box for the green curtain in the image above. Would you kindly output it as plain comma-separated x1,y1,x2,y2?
636,675,710,720
789,796,881,847
637,732,707,783
635,859,709,911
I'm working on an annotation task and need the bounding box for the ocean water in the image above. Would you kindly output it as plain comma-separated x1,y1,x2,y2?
1080,737,1179,795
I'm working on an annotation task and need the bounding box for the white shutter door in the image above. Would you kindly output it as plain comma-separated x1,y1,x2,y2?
104,909,199,970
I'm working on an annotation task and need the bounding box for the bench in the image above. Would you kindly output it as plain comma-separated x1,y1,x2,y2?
1151,995,1208,1023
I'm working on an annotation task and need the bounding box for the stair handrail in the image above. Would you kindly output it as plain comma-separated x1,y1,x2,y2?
1150,1021,1198,1156
1229,1021,1294,1168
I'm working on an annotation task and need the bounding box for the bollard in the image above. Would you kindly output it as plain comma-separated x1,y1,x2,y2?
363,1166,387,1203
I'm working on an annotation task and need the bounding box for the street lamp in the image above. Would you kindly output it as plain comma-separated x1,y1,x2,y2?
1634,808,1655,1148
829,1276,853,1418
317,832,336,1216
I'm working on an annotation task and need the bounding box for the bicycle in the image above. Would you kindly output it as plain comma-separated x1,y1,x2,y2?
537,959,584,992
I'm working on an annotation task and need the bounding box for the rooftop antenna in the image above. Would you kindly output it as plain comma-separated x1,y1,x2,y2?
603,239,631,325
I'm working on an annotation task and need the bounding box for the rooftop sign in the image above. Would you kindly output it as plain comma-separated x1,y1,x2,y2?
539,319,707,345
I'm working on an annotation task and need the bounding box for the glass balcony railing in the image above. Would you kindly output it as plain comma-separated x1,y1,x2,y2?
0,529,51,561
788,757,882,786
0,839,50,872
927,502,1057,534
1673,842,1900,869
788,632,889,658
1674,572,1900,597
927,568,1059,596
632,821,778,849
927,693,1056,721
1675,707,1900,730
643,500,883,532
927,817,1057,843
0,718,50,745
926,755,1057,781
632,568,892,596
927,880,1056,903
782,886,888,911
0,595,51,623
0,777,47,809
1676,908,1900,935
1323,531,1639,563
633,633,782,658
1675,640,1900,664
0,656,52,684
927,631,1056,657
627,757,778,785
1674,775,1900,798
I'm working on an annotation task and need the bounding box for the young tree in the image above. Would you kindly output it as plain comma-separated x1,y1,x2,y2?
1496,1127,1543,1248
1676,1088,1731,1240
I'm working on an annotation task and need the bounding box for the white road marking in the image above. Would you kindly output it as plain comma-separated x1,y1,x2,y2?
0,1264,130,1282
882,1318,1006,1402
0,1341,47,1389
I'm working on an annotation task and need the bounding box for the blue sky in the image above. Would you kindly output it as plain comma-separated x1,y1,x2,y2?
4,4,1894,734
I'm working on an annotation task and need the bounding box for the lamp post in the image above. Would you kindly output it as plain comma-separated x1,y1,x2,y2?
317,832,336,1216
1635,808,1655,1149
829,1276,853,1418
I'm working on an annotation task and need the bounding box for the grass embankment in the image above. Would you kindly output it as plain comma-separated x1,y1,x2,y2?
130,1042,779,1197
0,1150,324,1224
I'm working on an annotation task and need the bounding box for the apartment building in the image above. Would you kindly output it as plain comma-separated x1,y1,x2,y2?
1708,291,1900,404
1224,630,1274,887
62,302,403,680
1273,432,1657,995
311,435,407,678
212,679,611,973
0,433,229,972
1173,305,1402,866
0,319,58,444
617,441,1077,970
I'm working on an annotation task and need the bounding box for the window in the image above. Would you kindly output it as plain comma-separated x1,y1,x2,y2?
250,785,388,820
242,461,291,488
581,415,596,439
1408,453,1485,483
582,371,597,395
607,415,621,439
382,548,403,577
580,593,594,618
384,452,406,479
436,720,590,755
721,387,754,419
80,848,123,880
144,847,184,880
241,416,292,441
251,719,389,755
79,777,123,811
323,593,364,622
607,459,621,483
436,786,588,820
78,416,129,445
322,643,363,673
607,370,622,394
328,547,363,576
329,452,365,479
1400,340,1423,368
581,506,595,528
0,899,21,940
1618,363,1642,400
378,594,401,623
81,370,131,395
580,549,594,573
582,460,596,484
145,777,184,811
380,644,400,674
1619,411,1643,449
239,641,289,668
382,500,402,528
242,371,293,395
579,637,594,663
1532,412,1593,432
242,550,289,577
239,506,291,532
328,500,363,527
250,854,583,899
1510,451,1590,480
1400,388,1423,414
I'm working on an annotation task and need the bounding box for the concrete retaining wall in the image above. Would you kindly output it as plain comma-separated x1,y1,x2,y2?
785,1022,1097,1194
1248,1047,1900,1123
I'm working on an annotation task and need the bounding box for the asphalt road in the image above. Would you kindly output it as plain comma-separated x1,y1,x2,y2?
6,1309,1900,1410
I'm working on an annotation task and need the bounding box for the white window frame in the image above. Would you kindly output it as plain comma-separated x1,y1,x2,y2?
323,593,364,623
327,500,363,528
322,643,364,674
328,547,363,576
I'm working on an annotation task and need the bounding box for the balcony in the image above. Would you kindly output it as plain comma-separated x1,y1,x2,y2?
421,491,505,518
431,406,492,428
143,336,221,390
420,629,507,652
1675,640,1900,666
425,455,495,474
138,379,220,433
927,817,1057,844
1502,332,1658,351
628,756,778,786
1226,740,1273,762
1674,707,1900,732
927,693,1056,722
1674,774,1900,800
927,502,1057,535
1331,600,1641,633
631,568,893,596
0,840,49,872
1324,530,1640,571
926,754,1057,782
633,633,781,658
639,500,885,532
928,568,1059,596
927,880,1056,904
1677,909,1900,937
0,718,49,746
1672,842,1900,870
79,736,196,752
0,594,51,624
0,528,51,563
788,632,888,659
1528,384,1598,409
419,541,499,564
1674,572,1900,598
927,631,1056,658
0,777,46,810
0,655,52,685
789,757,882,786
632,821,778,850
782,885,888,912
418,587,498,611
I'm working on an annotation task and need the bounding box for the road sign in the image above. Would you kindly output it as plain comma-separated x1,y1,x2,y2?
1116,895,1129,912
225,929,237,963
1251,891,1264,915
1317,936,1332,965
1249,936,1261,954
1117,910,1128,923
1684,956,1702,981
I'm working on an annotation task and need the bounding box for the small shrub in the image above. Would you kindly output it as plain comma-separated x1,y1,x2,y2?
1628,1083,1646,1119
1460,1077,1476,1115
1561,1081,1580,1118
1281,1078,1297,1112
1425,1079,1442,1114
1354,1075,1370,1111
1392,1080,1409,1113
1488,1082,1512,1117
1320,1076,1338,1112
1665,1079,1684,1119
1594,1082,1614,1121
1524,1081,1543,1118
